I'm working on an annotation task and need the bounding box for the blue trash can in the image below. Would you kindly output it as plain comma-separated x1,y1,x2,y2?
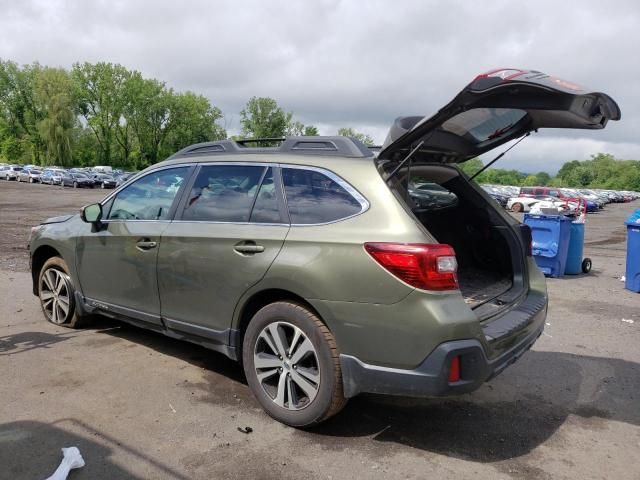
524,214,572,278
625,209,640,292
565,221,585,275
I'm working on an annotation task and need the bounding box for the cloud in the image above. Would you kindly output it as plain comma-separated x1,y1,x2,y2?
0,0,637,170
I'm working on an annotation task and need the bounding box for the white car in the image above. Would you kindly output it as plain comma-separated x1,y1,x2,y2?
0,165,24,180
507,196,540,212
508,196,574,214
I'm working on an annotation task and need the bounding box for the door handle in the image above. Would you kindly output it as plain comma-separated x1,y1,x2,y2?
234,242,265,254
136,239,158,251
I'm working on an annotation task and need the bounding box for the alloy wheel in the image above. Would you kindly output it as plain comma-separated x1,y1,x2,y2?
39,268,72,324
253,321,320,411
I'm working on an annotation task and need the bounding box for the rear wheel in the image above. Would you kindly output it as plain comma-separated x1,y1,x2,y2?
243,301,347,427
582,258,592,273
38,257,85,328
511,202,523,213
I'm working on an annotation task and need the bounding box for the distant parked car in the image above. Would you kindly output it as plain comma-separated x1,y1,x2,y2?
95,173,117,189
41,169,66,185
18,168,43,183
115,172,135,187
61,172,95,188
481,185,509,207
0,165,24,180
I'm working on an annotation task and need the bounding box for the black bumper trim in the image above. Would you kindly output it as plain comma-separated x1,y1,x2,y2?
482,292,547,342
340,321,544,399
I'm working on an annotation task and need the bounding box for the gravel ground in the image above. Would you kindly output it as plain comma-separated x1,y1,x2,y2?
1,180,639,480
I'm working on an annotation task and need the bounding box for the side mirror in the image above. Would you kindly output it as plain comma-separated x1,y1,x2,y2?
81,203,102,224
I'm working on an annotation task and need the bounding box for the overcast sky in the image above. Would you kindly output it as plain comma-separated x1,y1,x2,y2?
1,0,638,173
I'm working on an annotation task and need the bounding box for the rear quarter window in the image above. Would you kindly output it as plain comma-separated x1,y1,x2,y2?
282,168,364,224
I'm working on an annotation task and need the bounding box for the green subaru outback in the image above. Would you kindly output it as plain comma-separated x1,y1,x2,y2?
29,69,620,427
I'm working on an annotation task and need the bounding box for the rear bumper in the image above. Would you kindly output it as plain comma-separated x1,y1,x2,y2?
340,292,546,398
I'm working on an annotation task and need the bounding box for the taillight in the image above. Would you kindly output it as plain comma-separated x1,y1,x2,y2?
364,243,459,291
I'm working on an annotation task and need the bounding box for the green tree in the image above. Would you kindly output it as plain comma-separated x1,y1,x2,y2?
522,174,538,186
337,127,374,146
35,68,75,166
0,60,45,163
303,125,319,136
122,72,171,167
285,121,319,136
556,160,581,183
161,90,226,158
72,62,129,165
286,120,305,136
459,158,483,177
240,97,292,141
72,127,100,166
534,171,551,185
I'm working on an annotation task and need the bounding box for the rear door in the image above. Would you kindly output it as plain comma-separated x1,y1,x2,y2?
378,68,621,165
157,163,289,343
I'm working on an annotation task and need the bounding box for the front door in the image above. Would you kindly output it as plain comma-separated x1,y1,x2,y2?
76,166,192,325
157,164,289,341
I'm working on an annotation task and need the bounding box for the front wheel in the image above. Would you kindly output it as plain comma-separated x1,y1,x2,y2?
38,257,86,328
73,181,78,188
242,301,347,427
582,258,592,273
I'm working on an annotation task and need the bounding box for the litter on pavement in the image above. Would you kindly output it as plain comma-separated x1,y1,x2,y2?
44,447,85,480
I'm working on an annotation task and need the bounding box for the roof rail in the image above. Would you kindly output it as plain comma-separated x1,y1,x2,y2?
168,136,374,160
236,137,285,147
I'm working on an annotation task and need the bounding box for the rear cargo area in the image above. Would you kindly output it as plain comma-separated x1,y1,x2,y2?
388,164,523,309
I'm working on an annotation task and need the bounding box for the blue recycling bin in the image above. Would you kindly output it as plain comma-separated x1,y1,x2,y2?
524,213,572,278
625,209,640,292
565,221,585,275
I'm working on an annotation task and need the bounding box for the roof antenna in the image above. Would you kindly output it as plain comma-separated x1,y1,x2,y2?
470,132,531,181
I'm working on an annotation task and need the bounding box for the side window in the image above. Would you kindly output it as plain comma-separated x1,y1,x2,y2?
521,187,532,195
282,168,363,224
182,165,265,222
107,167,189,220
548,189,559,198
250,168,282,223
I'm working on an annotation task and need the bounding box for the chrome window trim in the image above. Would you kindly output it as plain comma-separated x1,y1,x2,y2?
98,159,370,227
279,163,370,226
170,220,289,227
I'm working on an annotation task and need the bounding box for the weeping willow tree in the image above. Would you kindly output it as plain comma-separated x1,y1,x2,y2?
35,68,75,166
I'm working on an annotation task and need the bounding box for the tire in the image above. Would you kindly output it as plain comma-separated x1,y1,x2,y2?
29,177,34,183
582,258,592,274
511,202,523,213
73,181,78,188
242,301,347,427
101,183,105,189
37,257,86,328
